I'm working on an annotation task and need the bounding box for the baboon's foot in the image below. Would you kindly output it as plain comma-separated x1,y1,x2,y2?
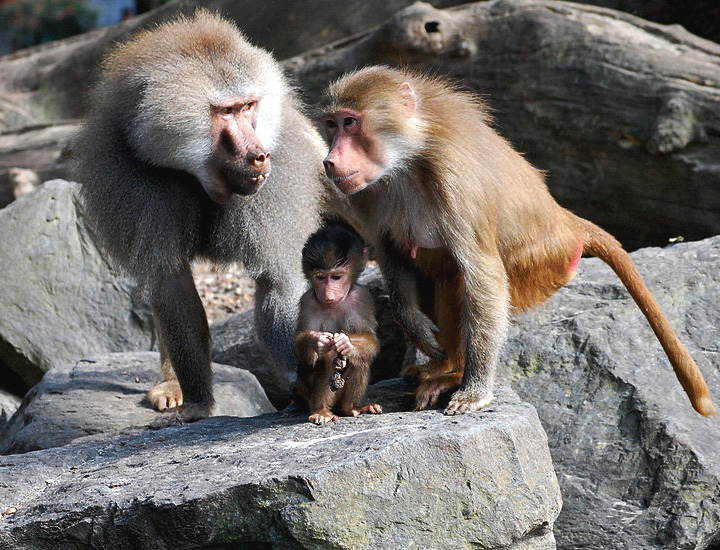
309,408,338,425
414,372,463,410
147,380,183,411
444,388,494,416
343,403,383,417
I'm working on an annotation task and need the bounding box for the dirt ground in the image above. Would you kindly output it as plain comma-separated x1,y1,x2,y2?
191,260,255,325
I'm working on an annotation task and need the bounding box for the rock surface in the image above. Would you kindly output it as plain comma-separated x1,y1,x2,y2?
0,384,561,550
0,352,275,455
0,391,20,432
501,235,720,549
0,180,155,389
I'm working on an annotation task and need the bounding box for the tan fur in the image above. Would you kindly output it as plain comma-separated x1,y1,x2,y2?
320,66,715,417
400,258,467,409
575,215,715,416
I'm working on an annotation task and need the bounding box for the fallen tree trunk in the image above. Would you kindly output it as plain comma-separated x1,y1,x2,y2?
0,122,76,208
567,0,720,43
286,0,720,250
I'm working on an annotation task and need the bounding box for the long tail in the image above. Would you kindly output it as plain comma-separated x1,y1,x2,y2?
575,216,715,417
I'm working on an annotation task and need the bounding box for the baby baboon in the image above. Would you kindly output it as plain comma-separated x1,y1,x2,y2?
294,226,381,424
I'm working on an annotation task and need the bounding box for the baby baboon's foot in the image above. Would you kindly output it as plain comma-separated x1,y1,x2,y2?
147,380,183,411
359,403,383,415
444,388,494,416
345,403,383,417
414,372,463,411
309,409,338,425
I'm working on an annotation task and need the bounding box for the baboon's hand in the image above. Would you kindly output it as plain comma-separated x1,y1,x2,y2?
332,333,354,356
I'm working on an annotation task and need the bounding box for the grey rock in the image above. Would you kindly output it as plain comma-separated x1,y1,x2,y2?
0,180,155,387
0,352,275,455
210,309,292,410
0,390,20,431
500,235,720,549
0,383,561,550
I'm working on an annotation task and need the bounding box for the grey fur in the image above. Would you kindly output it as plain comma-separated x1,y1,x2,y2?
73,12,331,414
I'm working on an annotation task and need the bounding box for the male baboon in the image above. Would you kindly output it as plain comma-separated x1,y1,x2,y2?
74,11,340,420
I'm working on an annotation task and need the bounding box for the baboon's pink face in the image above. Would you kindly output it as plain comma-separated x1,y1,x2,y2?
204,95,271,203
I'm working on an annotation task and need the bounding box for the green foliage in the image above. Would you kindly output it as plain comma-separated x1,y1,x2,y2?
0,0,97,51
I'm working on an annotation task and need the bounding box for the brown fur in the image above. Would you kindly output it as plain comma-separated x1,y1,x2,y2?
319,66,715,417
294,227,381,423
295,327,380,421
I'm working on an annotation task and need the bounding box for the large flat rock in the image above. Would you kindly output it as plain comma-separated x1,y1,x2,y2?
0,384,561,550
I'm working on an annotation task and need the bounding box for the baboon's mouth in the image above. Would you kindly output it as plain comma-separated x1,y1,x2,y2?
247,172,269,183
